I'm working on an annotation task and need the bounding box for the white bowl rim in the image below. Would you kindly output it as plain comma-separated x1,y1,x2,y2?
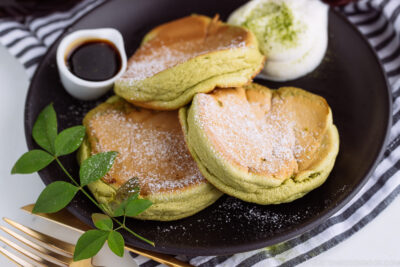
56,28,127,88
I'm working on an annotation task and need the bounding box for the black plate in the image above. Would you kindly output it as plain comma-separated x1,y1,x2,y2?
25,0,391,256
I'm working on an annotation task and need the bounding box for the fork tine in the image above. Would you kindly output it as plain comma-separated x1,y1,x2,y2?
0,235,56,267
0,225,70,266
0,246,36,267
3,217,74,256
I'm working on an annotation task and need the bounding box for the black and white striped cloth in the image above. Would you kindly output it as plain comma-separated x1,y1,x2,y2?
0,0,105,77
1,0,399,266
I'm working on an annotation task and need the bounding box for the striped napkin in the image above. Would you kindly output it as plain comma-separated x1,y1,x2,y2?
1,0,399,266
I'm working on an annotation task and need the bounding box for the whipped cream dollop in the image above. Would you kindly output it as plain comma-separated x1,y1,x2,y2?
228,0,328,81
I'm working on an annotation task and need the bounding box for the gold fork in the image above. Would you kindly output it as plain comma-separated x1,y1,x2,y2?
0,217,99,267
20,204,192,267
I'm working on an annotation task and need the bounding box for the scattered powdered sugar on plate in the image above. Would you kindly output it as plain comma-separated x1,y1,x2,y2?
147,196,323,245
58,98,105,128
211,197,309,230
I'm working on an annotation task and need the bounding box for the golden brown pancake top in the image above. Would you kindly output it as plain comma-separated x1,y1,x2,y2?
87,101,206,196
194,87,330,180
120,15,250,82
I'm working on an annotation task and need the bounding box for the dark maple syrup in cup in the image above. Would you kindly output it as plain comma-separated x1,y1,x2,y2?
66,39,122,81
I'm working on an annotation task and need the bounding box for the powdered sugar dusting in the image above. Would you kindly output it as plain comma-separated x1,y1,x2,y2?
88,105,205,195
119,16,248,82
195,88,324,179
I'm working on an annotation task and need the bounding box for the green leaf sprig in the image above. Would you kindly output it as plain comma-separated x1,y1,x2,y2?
12,104,154,261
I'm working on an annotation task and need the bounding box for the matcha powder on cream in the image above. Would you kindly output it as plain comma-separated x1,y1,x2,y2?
244,2,303,54
228,0,329,81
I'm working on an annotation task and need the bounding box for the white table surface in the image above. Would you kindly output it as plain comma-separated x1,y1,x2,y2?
0,43,399,267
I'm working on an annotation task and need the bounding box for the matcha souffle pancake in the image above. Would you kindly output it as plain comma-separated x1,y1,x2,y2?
114,15,265,110
78,96,222,221
180,84,339,205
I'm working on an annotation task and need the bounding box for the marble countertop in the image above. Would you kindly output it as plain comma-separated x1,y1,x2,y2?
0,44,399,267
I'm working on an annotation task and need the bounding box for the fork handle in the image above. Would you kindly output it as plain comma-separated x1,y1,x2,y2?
125,246,192,267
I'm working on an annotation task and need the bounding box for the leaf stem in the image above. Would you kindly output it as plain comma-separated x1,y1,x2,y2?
55,158,102,211
80,188,102,208
55,157,154,247
116,220,155,246
55,158,80,187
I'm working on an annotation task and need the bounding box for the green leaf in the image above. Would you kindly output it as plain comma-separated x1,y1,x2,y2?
79,151,118,187
107,231,124,257
112,204,125,217
92,213,113,231
54,126,86,156
33,181,79,213
125,198,152,217
113,193,139,217
32,104,57,154
73,230,108,261
11,150,54,174
115,177,140,203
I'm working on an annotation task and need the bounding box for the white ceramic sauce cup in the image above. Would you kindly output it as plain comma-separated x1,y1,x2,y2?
56,28,127,100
